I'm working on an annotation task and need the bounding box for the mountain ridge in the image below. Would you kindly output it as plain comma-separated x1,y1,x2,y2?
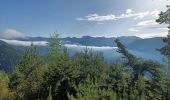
0,44,22,72
0,36,165,63
8,36,143,47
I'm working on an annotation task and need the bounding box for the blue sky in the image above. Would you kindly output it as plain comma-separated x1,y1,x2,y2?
0,0,169,38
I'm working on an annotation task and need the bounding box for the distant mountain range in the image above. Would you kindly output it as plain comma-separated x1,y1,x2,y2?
0,36,165,72
14,36,142,47
0,40,7,45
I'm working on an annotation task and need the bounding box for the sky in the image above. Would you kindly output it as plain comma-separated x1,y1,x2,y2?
0,0,170,39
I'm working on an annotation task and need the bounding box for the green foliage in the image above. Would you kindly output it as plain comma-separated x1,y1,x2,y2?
0,70,9,85
68,76,116,100
48,34,63,56
9,44,46,100
0,71,15,100
115,39,137,66
115,39,163,100
43,35,113,99
0,44,22,72
156,9,170,100
0,34,167,100
72,48,111,82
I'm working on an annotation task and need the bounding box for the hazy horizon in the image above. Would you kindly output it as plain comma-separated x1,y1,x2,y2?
0,0,169,39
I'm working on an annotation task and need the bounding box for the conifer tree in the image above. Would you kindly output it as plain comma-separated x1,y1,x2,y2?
0,71,13,99
156,6,170,73
43,34,79,99
68,75,116,100
156,6,170,99
115,39,163,99
9,44,46,100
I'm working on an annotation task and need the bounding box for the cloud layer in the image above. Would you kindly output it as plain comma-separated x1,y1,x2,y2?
76,9,159,22
136,32,168,38
128,28,140,32
0,29,26,39
65,44,117,50
137,20,158,26
0,39,48,46
128,19,168,33
0,39,118,49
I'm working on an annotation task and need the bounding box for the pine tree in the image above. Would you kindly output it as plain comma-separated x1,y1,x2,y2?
156,6,170,74
115,39,163,99
43,34,79,99
115,39,137,67
9,44,46,100
156,6,170,99
0,71,13,99
68,75,116,100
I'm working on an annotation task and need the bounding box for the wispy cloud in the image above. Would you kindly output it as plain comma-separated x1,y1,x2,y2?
136,32,167,38
0,29,27,39
65,44,117,50
150,10,160,18
128,18,168,38
76,9,159,22
128,19,167,32
77,14,117,22
0,39,117,49
137,20,158,26
0,39,48,46
128,28,140,32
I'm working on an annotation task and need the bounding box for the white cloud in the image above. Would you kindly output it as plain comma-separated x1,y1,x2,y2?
157,27,168,31
0,29,26,39
128,19,165,33
128,28,140,32
97,22,104,25
132,12,149,20
0,39,48,46
65,44,117,50
77,14,117,22
136,32,167,38
76,9,159,22
0,39,118,49
126,9,133,14
150,10,160,18
137,20,158,26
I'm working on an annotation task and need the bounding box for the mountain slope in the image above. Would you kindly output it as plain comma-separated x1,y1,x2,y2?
0,40,7,45
12,36,142,47
0,36,165,62
61,36,116,46
126,37,164,61
127,37,164,52
118,36,142,45
0,44,22,72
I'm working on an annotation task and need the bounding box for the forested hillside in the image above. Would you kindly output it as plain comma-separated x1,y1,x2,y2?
0,34,169,100
1,0,170,99
0,44,22,72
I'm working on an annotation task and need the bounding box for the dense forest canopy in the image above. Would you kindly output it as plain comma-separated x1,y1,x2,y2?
0,30,169,100
0,2,170,100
